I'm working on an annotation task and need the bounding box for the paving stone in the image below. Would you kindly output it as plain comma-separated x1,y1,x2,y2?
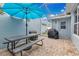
0,36,79,56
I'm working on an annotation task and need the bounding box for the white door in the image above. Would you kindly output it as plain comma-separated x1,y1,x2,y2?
59,20,68,39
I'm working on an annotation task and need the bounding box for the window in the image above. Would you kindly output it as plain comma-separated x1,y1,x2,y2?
74,5,79,36
74,24,77,34
74,11,77,34
78,23,79,35
78,7,79,22
78,6,79,36
61,21,66,29
74,11,77,23
74,15,77,23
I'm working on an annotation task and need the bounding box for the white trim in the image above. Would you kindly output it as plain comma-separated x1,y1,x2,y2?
49,15,71,20
74,5,79,35
77,5,78,35
73,34,79,39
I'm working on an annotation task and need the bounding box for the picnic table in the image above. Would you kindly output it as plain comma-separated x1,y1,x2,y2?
3,33,44,56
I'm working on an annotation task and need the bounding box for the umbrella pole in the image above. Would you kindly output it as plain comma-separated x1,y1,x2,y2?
26,9,28,35
25,9,28,44
26,19,28,35
40,18,41,35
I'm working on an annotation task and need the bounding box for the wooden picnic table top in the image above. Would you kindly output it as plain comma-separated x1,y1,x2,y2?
5,33,40,42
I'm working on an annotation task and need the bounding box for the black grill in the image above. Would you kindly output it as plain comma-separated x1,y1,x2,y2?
48,28,59,39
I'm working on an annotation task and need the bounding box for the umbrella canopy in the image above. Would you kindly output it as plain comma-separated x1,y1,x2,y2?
2,3,45,35
2,3,44,19
1,3,66,18
1,3,66,35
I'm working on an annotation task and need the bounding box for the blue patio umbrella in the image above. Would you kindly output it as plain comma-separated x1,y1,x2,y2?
2,3,45,35
1,3,66,35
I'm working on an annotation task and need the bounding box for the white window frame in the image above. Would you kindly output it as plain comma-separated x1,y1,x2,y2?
74,5,79,35
77,5,79,35
60,21,66,29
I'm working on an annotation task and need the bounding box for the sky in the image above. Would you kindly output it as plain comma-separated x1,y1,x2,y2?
40,3,66,16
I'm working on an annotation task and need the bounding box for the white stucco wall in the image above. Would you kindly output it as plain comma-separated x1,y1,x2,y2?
0,14,41,49
71,11,79,51
0,14,26,48
52,17,71,39
28,19,41,34
28,18,51,34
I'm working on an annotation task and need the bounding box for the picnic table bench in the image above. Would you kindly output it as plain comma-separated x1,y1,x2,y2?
3,34,44,56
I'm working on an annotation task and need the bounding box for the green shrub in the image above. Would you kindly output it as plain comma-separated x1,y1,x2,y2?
0,9,4,14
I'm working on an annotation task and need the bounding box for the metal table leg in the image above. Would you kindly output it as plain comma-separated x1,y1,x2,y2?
11,42,14,51
21,51,22,56
26,39,27,44
13,42,15,49
7,42,10,51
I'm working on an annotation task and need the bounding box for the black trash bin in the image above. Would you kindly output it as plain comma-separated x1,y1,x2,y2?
29,30,38,41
